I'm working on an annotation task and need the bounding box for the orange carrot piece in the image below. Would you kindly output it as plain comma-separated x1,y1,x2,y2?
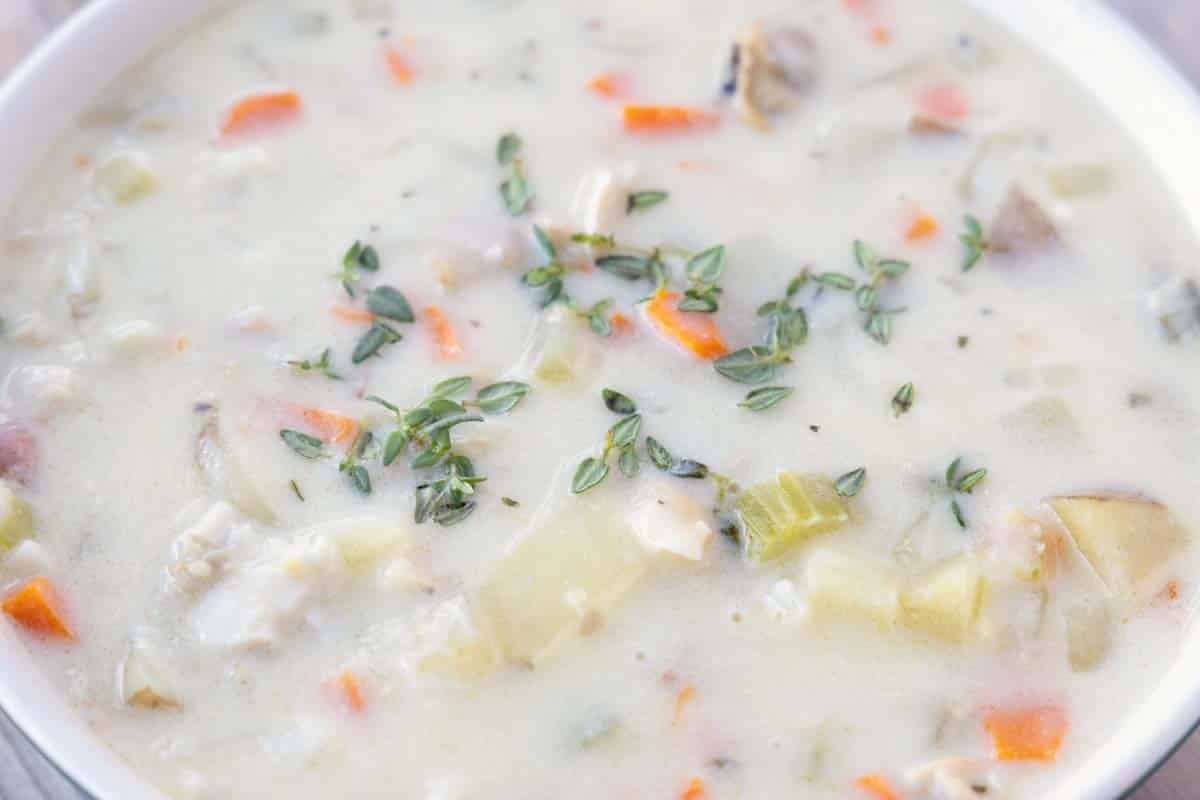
3,577,73,640
983,705,1068,762
330,303,376,325
298,407,359,445
679,777,706,800
423,305,464,360
916,81,969,120
586,71,625,99
72,153,90,170
869,25,893,44
609,312,634,335
218,89,302,139
905,213,940,242
644,288,728,360
672,684,696,726
383,44,416,85
622,105,718,132
841,0,875,13
855,773,902,800
336,669,366,713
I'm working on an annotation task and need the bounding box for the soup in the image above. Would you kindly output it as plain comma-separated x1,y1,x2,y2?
1,1,1197,798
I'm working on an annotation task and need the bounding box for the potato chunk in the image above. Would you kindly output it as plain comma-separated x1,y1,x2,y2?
805,548,900,629
901,556,985,642
0,482,33,552
736,472,849,562
1049,495,1187,608
627,479,713,561
476,507,648,665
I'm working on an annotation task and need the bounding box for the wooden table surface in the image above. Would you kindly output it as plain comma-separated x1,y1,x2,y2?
0,1,1198,797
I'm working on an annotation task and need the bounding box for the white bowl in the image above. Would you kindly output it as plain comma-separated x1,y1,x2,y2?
1,1,1199,797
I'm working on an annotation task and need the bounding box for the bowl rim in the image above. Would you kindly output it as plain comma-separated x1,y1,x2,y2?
2,1,1200,798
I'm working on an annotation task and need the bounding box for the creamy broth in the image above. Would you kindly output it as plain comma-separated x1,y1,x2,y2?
1,1,1199,798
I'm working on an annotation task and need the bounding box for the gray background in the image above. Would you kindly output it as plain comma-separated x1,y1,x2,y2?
0,1,1198,798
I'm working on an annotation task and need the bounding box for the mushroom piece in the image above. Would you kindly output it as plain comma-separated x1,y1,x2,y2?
728,23,817,130
989,185,1058,254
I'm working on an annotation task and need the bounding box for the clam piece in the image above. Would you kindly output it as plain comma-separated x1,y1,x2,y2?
730,23,817,130
989,185,1058,254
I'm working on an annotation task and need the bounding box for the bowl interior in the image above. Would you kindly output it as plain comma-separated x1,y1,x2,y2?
1,1,1199,798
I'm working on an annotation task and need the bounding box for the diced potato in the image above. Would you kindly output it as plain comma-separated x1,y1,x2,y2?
511,306,594,386
1049,495,1188,608
805,548,901,630
302,517,410,571
120,638,180,710
736,472,849,562
980,509,1051,582
476,505,648,665
94,151,157,204
901,555,985,642
1065,601,1112,672
411,597,501,681
976,582,1048,651
0,482,33,552
627,479,713,561
194,412,276,524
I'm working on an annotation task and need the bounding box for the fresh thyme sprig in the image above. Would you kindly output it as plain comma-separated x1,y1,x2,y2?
497,132,534,215
287,347,342,381
944,456,988,529
959,215,991,272
678,245,726,313
852,239,910,345
352,321,404,364
713,275,809,385
336,240,380,298
834,467,867,497
338,430,375,495
892,382,915,417
415,454,486,525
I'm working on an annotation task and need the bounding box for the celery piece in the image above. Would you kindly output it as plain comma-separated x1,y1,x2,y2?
0,482,33,553
1049,495,1187,609
901,555,985,642
476,505,648,665
1065,601,1112,672
735,471,849,562
94,152,157,204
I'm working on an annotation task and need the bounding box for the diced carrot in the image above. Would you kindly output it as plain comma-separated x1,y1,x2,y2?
916,81,969,120
869,25,893,44
72,153,90,169
677,160,717,173
3,577,73,640
586,71,625,99
622,105,719,133
174,335,189,354
1157,578,1181,604
609,312,634,335
330,303,376,325
855,773,901,800
905,213,940,242
383,44,416,85
983,705,1068,762
644,288,728,360
297,407,359,445
336,669,366,713
672,684,696,726
679,777,706,800
218,89,302,139
423,305,464,360
841,0,875,14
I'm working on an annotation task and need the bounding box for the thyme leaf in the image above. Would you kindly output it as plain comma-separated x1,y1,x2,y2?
892,382,915,417
497,132,533,215
602,388,637,415
475,381,531,415
336,240,381,297
352,321,403,364
287,347,342,380
280,429,325,459
572,457,610,494
739,385,793,411
366,285,414,323
834,467,867,497
626,190,669,214
960,214,990,272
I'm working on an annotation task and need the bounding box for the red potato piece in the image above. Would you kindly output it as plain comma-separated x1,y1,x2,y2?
0,422,37,486
990,185,1058,254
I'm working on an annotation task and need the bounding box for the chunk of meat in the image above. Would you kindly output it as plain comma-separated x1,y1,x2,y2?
730,23,817,130
0,421,37,485
989,185,1057,254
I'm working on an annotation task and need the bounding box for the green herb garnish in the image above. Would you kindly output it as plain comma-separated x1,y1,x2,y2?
602,389,637,415
497,132,533,215
714,277,808,385
415,454,484,525
834,467,867,497
627,190,669,214
892,382,915,417
852,239,910,346
287,347,342,380
739,386,793,411
501,496,520,507
366,285,414,323
336,240,381,297
339,430,374,495
960,215,990,272
351,321,403,364
678,245,725,312
944,456,988,529
569,297,614,336
289,479,305,501
475,381,531,414
571,457,610,494
280,429,325,459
